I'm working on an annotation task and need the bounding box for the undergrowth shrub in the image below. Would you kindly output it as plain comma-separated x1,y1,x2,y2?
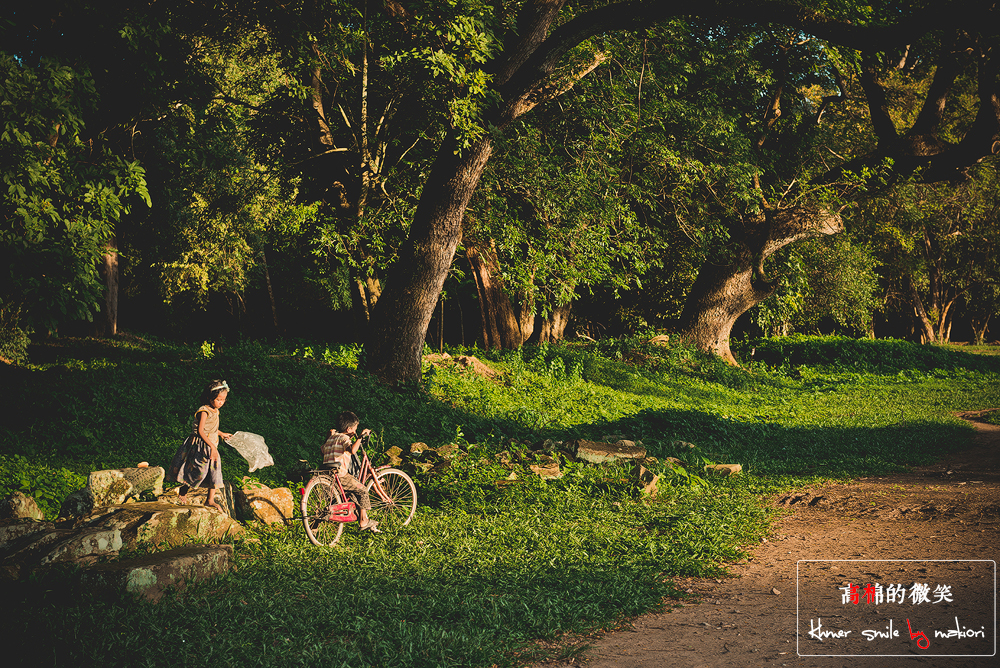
0,308,29,365
745,334,1000,373
0,455,86,519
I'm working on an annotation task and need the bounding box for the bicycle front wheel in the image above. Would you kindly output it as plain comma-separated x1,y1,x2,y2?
301,475,345,547
366,468,417,531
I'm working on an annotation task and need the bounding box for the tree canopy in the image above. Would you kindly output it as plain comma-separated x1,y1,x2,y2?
1,0,998,376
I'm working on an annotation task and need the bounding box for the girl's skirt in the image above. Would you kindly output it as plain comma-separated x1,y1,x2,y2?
169,435,223,489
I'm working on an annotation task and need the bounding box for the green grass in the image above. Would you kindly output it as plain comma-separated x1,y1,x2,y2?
1,334,999,667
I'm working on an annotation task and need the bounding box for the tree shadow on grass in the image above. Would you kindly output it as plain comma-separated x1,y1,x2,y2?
577,407,975,478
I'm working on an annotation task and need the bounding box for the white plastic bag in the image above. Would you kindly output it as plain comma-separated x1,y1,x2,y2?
225,431,274,472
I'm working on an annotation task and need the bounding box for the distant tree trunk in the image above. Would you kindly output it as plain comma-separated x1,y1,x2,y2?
261,249,280,334
971,314,992,345
465,239,528,349
538,302,572,342
94,238,118,337
907,273,961,344
679,207,843,364
349,265,382,341
514,289,535,343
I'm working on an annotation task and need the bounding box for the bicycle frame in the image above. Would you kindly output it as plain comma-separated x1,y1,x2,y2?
318,436,397,515
302,434,417,545
353,436,398,504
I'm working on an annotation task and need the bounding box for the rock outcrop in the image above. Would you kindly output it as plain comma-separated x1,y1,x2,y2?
234,482,293,524
1,502,242,582
1,491,45,521
80,544,233,602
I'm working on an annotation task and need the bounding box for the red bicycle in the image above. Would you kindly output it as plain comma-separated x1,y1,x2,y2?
301,434,417,546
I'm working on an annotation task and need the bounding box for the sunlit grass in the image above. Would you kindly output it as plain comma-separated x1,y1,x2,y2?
1,334,998,667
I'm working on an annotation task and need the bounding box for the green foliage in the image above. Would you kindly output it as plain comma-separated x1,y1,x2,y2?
0,53,150,334
129,31,319,313
746,334,1000,374
0,307,30,365
0,455,86,519
753,236,881,336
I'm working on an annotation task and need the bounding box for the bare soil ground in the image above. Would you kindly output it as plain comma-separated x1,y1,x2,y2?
533,412,1000,668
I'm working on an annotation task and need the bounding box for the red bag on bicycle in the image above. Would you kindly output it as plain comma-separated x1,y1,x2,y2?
327,501,357,523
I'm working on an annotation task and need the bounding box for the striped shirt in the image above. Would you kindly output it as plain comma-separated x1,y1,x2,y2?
321,431,352,470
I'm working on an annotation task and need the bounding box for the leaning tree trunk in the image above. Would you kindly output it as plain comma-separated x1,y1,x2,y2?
358,0,606,383
679,207,843,365
364,138,494,382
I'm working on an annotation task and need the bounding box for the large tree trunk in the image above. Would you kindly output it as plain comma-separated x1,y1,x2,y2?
538,301,572,343
514,290,535,343
358,0,609,383
679,207,843,364
94,238,118,337
678,249,774,365
364,138,494,381
466,239,529,349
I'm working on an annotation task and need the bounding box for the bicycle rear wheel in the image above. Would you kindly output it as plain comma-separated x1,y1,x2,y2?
302,475,345,546
366,468,417,531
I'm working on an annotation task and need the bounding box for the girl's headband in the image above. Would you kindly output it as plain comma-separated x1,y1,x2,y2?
211,381,230,392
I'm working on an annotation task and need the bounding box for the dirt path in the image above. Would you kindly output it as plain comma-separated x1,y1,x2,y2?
537,413,1000,668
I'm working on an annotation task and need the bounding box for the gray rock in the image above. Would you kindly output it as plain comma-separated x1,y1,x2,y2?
1,525,122,580
88,467,166,508
234,483,293,524
88,470,134,506
59,488,95,519
1,501,242,582
37,527,123,566
528,454,561,479
436,443,461,460
95,502,244,546
384,446,404,467
80,544,233,602
0,518,54,553
570,439,647,465
159,485,235,517
704,464,742,477
121,466,166,498
631,464,660,497
409,442,431,456
0,492,45,521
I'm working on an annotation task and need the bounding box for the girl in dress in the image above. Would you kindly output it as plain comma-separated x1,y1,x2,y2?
169,379,233,511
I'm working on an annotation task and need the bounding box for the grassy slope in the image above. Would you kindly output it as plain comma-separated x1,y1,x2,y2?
1,335,998,668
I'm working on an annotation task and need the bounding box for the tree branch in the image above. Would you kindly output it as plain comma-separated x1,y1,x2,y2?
500,0,994,122
909,38,964,136
511,50,609,119
858,51,899,152
815,65,848,124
